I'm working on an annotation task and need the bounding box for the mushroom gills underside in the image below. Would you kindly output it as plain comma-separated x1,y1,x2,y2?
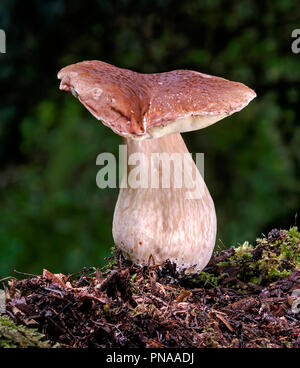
147,113,228,139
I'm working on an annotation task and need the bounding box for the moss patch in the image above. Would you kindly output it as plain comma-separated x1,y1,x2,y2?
0,315,53,348
188,227,300,289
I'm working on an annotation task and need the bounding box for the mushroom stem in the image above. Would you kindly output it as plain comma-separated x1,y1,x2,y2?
112,132,217,273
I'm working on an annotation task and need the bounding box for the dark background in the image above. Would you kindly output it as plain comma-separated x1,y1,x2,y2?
0,0,299,278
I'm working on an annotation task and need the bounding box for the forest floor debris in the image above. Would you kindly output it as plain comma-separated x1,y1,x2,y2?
2,227,300,348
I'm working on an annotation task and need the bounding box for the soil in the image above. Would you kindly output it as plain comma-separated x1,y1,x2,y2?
2,227,300,348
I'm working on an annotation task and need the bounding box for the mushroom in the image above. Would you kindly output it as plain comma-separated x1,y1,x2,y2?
58,60,256,273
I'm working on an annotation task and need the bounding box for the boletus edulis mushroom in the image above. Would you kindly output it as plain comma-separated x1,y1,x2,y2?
58,60,256,274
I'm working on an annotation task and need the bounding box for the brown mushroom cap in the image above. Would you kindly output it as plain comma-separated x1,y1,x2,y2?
58,60,256,138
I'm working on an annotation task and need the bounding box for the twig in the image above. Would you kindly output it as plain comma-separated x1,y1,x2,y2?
14,270,38,277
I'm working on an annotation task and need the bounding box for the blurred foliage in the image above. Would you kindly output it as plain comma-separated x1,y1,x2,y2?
0,0,299,278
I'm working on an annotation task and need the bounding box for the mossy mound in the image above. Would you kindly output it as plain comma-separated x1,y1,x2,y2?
0,315,53,348
190,227,300,289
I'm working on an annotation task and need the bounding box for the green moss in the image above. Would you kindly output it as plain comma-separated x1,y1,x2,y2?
103,303,120,322
130,273,137,283
191,227,300,289
234,241,254,258
0,316,55,348
190,271,222,287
